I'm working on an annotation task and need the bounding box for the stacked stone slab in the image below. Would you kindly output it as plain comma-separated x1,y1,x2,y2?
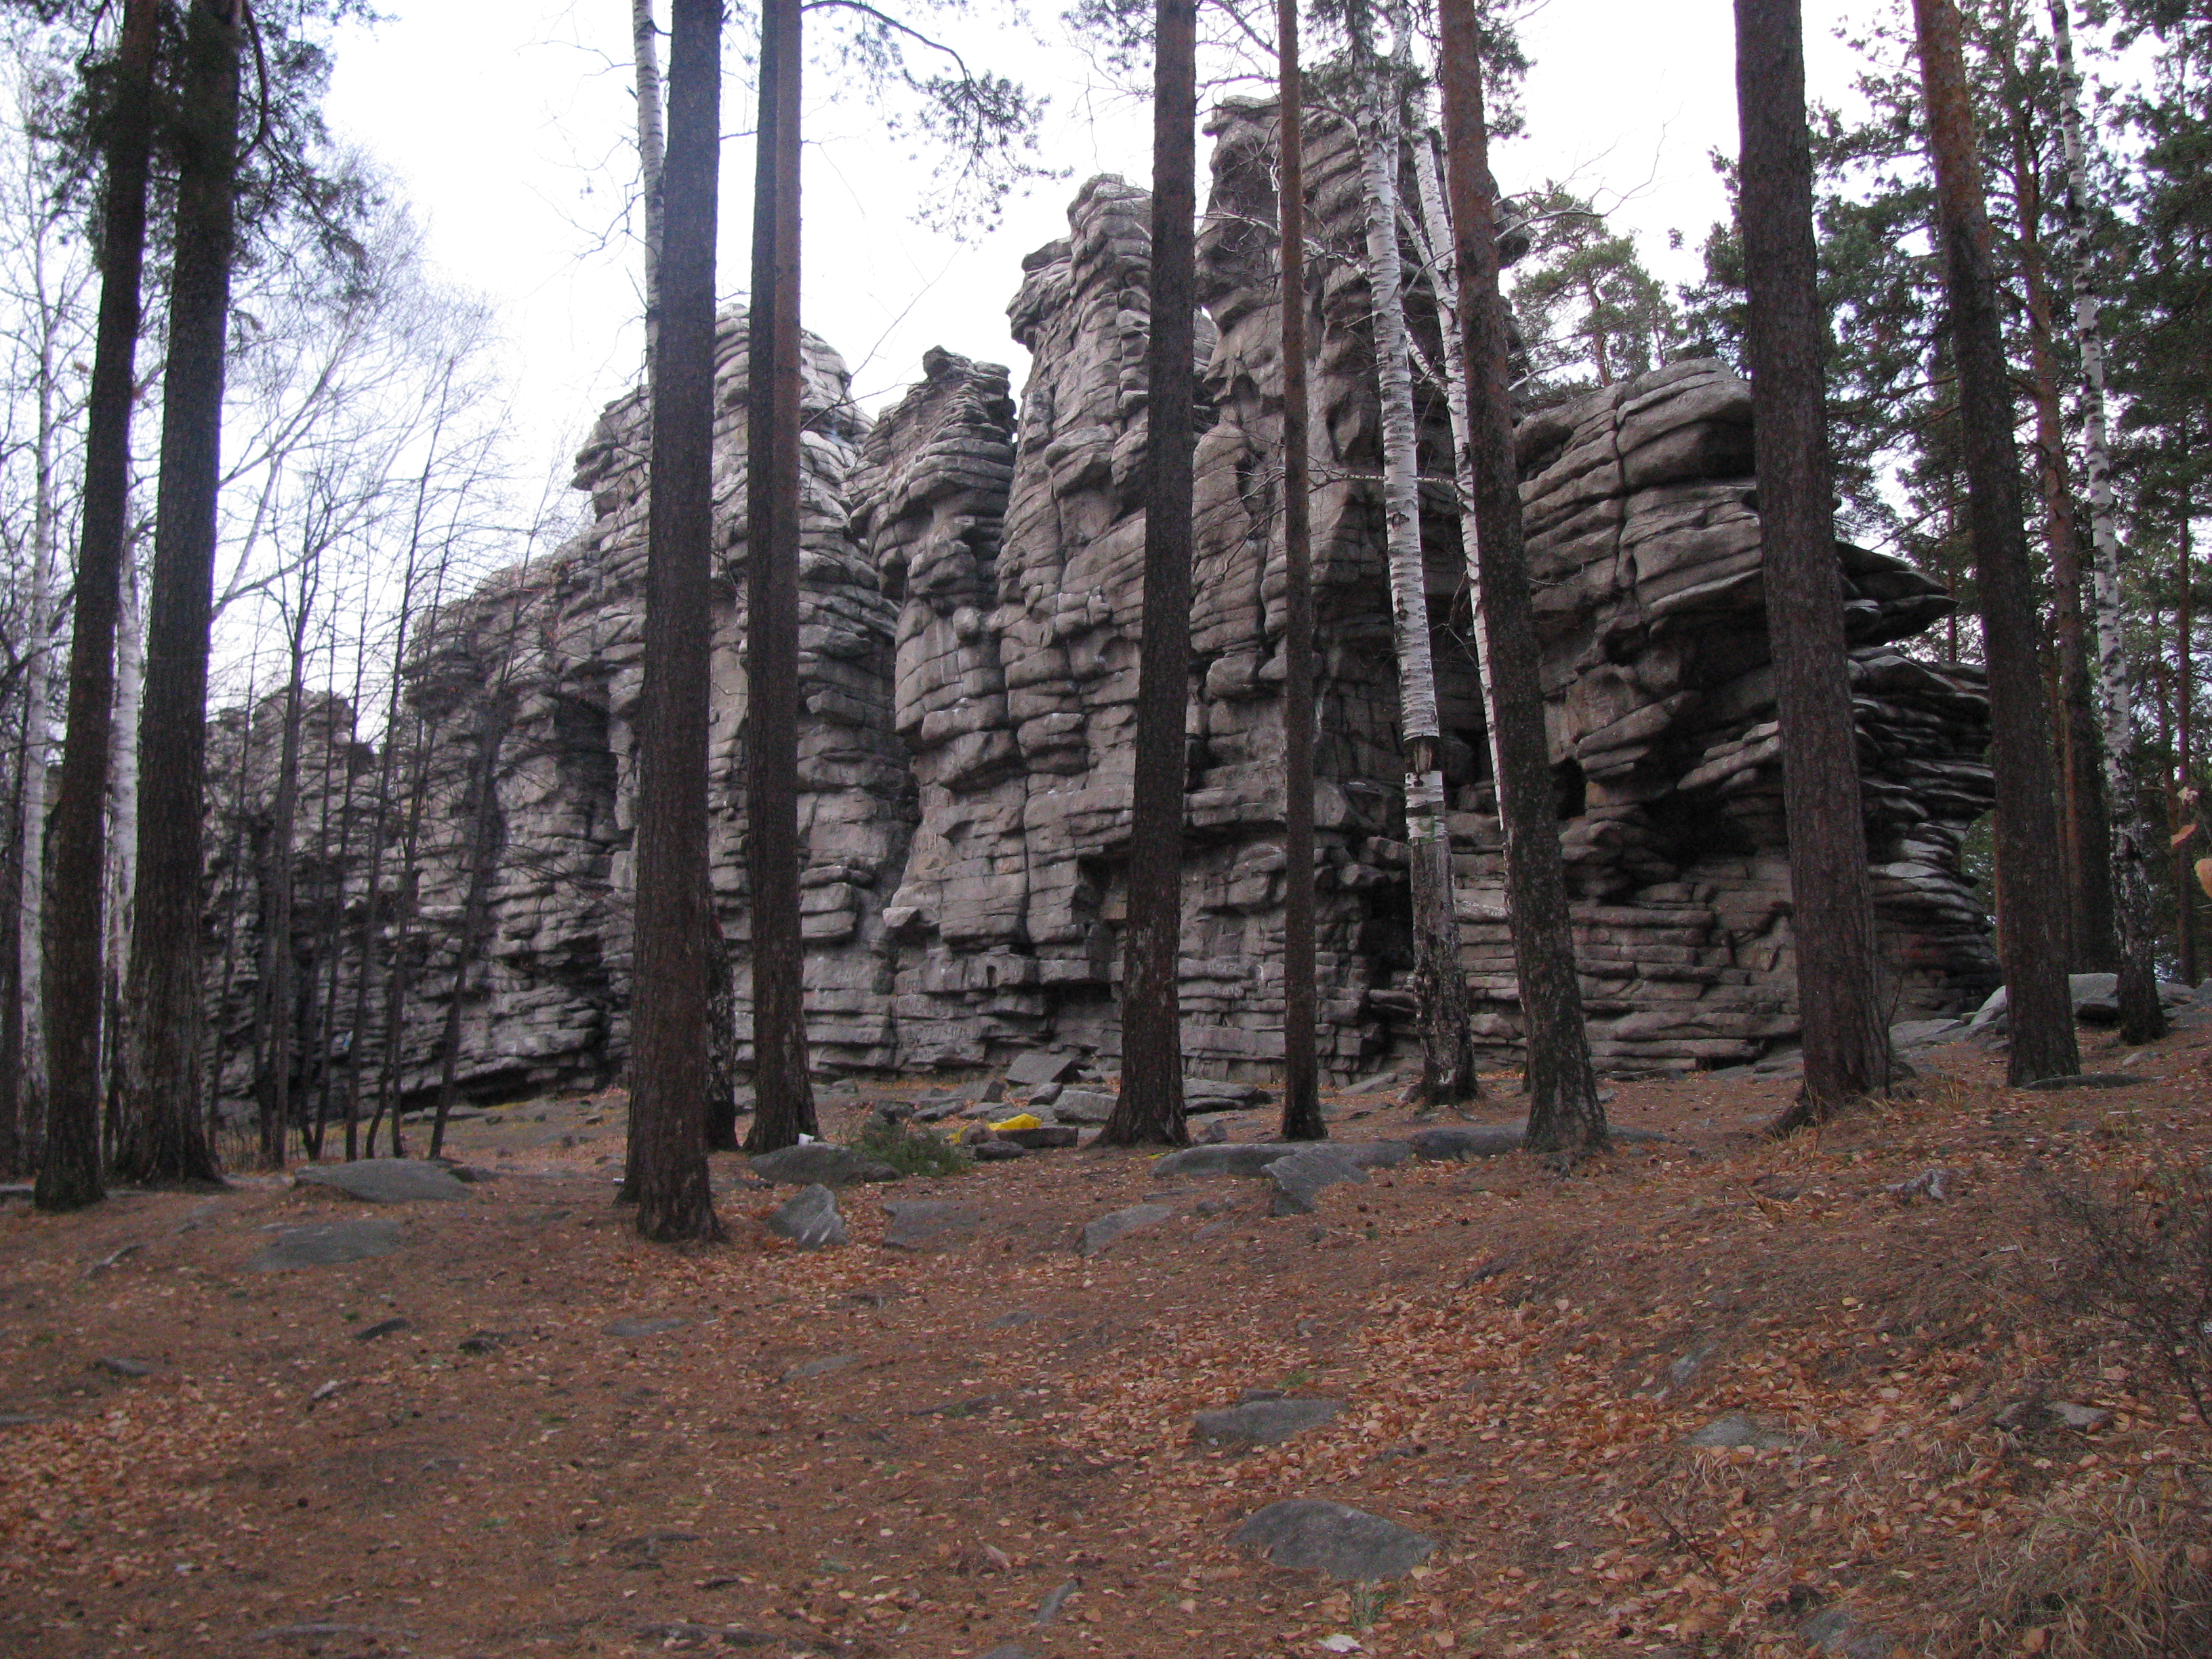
201,108,2000,1105
1441,361,1999,1069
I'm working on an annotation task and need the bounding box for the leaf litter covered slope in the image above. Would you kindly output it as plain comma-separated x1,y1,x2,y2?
0,1038,2207,1658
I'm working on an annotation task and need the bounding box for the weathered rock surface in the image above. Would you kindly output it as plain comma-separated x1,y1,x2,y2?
1151,1143,1302,1179
1267,1144,1375,1215
199,103,2000,1113
748,1145,899,1187
1193,1397,1344,1445
293,1160,472,1204
767,1184,848,1250
1689,1412,1799,1450
881,1200,984,1250
1231,1498,1435,1580
603,1317,689,1339
246,1219,403,1272
1077,1202,1176,1256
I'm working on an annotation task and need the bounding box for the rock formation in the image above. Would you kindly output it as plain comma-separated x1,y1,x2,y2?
202,104,2000,1118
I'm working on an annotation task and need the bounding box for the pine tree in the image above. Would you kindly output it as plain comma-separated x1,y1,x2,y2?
1104,0,1198,1149
1435,0,1605,1162
630,0,725,1240
1912,0,2081,1084
1735,0,1896,1125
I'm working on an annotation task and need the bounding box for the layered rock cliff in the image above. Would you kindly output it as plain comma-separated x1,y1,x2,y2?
203,106,2000,1115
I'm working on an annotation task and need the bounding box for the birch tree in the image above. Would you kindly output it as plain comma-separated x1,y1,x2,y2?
2048,0,2168,1042
1350,0,1478,1107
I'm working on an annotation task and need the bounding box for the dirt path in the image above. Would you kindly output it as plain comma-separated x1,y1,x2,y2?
3,1031,2207,1659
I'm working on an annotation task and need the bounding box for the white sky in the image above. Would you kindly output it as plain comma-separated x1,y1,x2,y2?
321,0,1878,480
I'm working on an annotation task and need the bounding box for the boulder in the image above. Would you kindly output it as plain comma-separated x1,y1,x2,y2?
1006,1051,1082,1087
1048,1089,1118,1124
246,1219,403,1272
1151,1143,1302,1179
1231,1498,1435,1580
1267,1145,1372,1216
747,1145,900,1187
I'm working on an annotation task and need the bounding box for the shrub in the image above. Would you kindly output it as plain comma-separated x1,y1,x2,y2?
848,1118,970,1178
2045,1161,2212,1425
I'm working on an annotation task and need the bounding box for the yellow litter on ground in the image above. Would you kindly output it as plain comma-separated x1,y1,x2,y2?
987,1112,1044,1133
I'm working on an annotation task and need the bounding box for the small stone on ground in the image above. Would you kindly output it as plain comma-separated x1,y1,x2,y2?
1192,1396,1345,1446
1689,1411,1798,1450
781,1353,860,1382
1077,1202,1175,1257
603,1317,689,1339
767,1184,848,1250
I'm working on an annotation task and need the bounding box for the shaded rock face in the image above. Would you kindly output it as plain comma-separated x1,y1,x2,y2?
370,315,905,1107
207,104,1997,1108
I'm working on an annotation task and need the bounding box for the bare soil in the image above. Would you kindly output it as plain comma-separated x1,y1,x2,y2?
3,1027,2209,1659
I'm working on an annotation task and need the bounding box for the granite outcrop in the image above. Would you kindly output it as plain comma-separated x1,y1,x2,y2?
201,104,1999,1118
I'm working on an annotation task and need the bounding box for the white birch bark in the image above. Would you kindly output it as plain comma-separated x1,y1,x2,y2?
1354,0,1476,1100
634,0,666,382
1408,123,1507,800
106,556,143,999
14,331,58,1106
2049,0,2167,1038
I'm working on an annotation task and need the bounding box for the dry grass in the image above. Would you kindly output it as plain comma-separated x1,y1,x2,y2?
1954,1469,2212,1657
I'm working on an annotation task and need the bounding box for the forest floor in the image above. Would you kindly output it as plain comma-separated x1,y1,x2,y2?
2,1022,2210,1659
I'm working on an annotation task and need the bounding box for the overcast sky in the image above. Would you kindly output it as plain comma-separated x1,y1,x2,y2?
321,0,1878,482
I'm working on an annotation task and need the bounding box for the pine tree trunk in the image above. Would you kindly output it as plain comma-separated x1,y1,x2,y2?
1353,0,1477,1107
625,0,725,1238
2047,0,2167,1044
1104,0,1198,1149
1912,0,2081,1084
1435,0,1605,1161
1274,0,1324,1143
40,0,161,1210
739,0,819,1160
2011,108,2113,970
1735,0,1896,1126
118,0,243,1183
